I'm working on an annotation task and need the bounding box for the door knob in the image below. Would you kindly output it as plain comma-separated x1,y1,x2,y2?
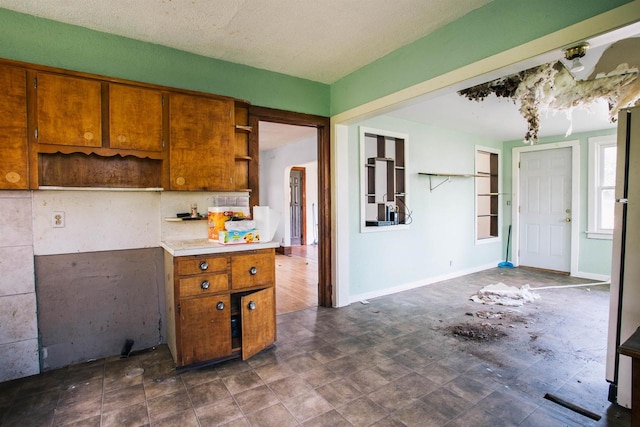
200,280,210,290
199,261,209,271
249,266,258,275
248,301,256,310
216,301,225,310
565,217,572,222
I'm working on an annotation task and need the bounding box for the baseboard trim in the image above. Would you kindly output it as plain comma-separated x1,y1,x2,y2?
573,271,611,282
348,261,499,305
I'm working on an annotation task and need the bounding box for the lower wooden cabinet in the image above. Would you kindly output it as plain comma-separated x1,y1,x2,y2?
164,248,276,368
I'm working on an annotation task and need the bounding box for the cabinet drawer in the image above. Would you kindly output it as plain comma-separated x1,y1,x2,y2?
179,273,229,297
231,251,274,290
177,256,228,276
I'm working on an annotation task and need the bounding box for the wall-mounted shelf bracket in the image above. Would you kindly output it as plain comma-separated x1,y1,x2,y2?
419,172,478,192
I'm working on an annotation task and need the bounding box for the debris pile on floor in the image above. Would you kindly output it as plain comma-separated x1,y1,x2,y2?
475,310,506,319
449,322,507,341
470,283,540,306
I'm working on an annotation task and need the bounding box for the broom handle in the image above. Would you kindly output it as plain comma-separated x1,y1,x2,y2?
505,225,511,262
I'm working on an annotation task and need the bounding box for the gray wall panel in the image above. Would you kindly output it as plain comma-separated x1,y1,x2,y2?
35,248,165,370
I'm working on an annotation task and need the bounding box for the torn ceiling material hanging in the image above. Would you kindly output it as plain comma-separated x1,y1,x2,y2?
458,39,640,144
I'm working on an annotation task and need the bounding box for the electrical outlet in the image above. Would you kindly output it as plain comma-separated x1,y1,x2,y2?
52,211,65,228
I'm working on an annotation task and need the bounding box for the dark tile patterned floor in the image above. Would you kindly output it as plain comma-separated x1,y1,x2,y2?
0,267,631,426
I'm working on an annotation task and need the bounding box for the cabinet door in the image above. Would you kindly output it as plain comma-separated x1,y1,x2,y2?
169,93,234,191
35,72,102,147
241,288,276,360
0,65,28,189
109,84,163,152
179,295,231,366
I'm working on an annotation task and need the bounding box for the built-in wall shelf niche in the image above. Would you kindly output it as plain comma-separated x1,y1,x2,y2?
360,127,408,231
475,147,501,242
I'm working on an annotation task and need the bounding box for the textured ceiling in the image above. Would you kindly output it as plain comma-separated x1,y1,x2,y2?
0,0,492,84
387,26,640,143
3,1,637,145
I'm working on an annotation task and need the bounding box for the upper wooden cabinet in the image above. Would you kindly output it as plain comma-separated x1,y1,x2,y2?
0,64,29,189
108,83,164,152
169,93,234,191
34,72,102,147
0,58,256,192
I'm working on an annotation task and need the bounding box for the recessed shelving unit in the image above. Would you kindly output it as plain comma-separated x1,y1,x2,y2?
476,148,500,241
360,127,408,230
233,102,256,197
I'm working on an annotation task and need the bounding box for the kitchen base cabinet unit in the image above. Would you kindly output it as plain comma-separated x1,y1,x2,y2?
162,240,278,369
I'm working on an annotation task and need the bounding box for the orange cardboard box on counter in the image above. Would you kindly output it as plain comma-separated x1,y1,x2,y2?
207,207,250,241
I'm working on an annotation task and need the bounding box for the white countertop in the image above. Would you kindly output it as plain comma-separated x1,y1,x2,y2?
161,238,280,257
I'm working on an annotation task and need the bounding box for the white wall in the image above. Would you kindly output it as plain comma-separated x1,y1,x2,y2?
32,190,160,255
347,116,503,302
260,135,318,246
0,191,38,381
302,161,319,245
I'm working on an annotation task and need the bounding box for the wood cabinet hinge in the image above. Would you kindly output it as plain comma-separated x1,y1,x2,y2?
33,77,37,88
35,128,38,139
162,139,165,148
177,303,181,314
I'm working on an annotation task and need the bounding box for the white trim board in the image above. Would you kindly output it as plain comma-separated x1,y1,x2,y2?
349,261,499,304
574,272,611,282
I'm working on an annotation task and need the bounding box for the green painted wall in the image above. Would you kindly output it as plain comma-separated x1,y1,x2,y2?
0,8,329,116
330,0,632,115
502,128,617,277
1,1,631,118
348,115,502,298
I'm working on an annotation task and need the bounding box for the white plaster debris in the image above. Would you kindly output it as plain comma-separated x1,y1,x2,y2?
470,283,540,307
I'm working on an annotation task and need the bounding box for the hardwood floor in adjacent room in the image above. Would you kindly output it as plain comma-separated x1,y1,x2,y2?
275,244,318,315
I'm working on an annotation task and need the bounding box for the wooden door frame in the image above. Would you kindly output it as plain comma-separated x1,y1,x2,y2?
248,106,332,307
290,166,307,246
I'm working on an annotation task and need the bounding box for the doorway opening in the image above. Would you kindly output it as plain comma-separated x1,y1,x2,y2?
249,106,330,313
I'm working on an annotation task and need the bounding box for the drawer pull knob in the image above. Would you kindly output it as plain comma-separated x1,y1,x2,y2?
199,261,209,271
249,266,258,275
248,301,256,310
216,301,225,311
201,280,210,290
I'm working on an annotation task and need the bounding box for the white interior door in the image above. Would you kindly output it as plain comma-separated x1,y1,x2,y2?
519,147,572,272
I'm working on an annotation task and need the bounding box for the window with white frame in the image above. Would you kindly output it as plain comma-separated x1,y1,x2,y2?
588,135,617,239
